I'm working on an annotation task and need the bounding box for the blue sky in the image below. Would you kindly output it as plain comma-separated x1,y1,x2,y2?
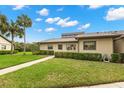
0,5,124,42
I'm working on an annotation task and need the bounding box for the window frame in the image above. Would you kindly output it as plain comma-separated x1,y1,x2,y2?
1,45,6,50
58,44,63,50
47,45,53,50
66,43,76,50
83,41,96,50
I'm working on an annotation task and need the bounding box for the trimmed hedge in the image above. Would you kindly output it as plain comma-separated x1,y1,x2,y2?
120,53,124,63
33,50,54,55
0,50,18,55
13,50,18,54
55,52,102,61
111,53,120,63
111,53,124,63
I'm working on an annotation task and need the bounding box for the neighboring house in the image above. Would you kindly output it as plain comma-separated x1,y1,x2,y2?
0,34,11,50
39,31,124,58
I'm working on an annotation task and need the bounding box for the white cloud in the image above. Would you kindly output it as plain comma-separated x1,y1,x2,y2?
89,5,104,9
105,7,124,21
45,27,56,32
12,5,26,10
45,17,78,27
56,17,79,27
37,8,49,16
35,18,42,22
57,7,64,12
45,17,61,24
37,29,42,32
78,23,91,30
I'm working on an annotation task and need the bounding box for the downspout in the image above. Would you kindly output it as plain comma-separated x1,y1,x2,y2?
78,39,80,53
75,36,79,53
77,38,79,53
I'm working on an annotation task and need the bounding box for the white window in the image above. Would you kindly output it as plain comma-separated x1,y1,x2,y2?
66,43,76,50
1,45,6,50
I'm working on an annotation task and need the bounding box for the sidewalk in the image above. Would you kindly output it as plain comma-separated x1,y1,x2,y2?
0,56,54,75
82,82,124,88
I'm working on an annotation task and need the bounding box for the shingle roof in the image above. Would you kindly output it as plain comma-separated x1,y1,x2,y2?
39,31,124,43
76,31,124,39
40,37,77,44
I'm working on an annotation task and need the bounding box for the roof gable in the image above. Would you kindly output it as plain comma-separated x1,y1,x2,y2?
0,34,11,43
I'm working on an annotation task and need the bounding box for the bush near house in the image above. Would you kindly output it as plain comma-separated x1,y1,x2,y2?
0,50,18,55
111,53,120,63
55,52,102,61
33,50,54,55
120,53,124,63
111,53,124,63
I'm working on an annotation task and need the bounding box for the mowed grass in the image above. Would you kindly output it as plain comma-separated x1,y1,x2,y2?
0,53,46,69
17,52,33,55
0,58,124,88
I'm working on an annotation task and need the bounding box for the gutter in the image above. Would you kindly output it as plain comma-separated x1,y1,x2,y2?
114,35,124,41
39,41,78,44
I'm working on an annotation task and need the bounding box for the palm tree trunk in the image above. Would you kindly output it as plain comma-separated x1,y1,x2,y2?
23,27,26,55
11,33,14,54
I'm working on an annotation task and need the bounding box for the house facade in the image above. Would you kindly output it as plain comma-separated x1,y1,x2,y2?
39,31,124,58
0,35,11,50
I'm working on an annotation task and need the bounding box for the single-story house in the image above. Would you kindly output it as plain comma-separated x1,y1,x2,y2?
0,34,11,50
39,31,124,58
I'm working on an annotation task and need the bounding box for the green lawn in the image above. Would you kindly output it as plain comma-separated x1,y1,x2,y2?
0,53,46,69
0,58,124,88
17,52,33,55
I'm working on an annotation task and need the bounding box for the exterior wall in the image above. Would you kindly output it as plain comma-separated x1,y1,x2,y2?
78,38,114,57
0,36,11,50
40,42,78,52
114,38,124,53
40,38,114,57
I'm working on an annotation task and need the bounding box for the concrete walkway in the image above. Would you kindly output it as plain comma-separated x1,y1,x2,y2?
0,56,54,75
81,82,124,88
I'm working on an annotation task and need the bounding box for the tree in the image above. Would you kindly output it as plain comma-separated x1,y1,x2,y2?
16,14,32,55
0,14,8,35
7,20,24,54
14,42,40,52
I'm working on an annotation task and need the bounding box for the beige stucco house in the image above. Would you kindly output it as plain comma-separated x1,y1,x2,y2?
0,34,11,50
39,31,124,58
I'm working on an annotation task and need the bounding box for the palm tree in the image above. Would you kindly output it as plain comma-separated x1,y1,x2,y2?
16,14,32,55
0,14,8,35
7,20,24,54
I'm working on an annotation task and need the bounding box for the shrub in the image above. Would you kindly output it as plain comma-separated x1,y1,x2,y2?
0,51,10,55
55,52,102,61
33,50,54,55
111,53,120,63
13,50,19,54
120,53,124,63
73,53,79,59
0,50,18,55
111,53,124,63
